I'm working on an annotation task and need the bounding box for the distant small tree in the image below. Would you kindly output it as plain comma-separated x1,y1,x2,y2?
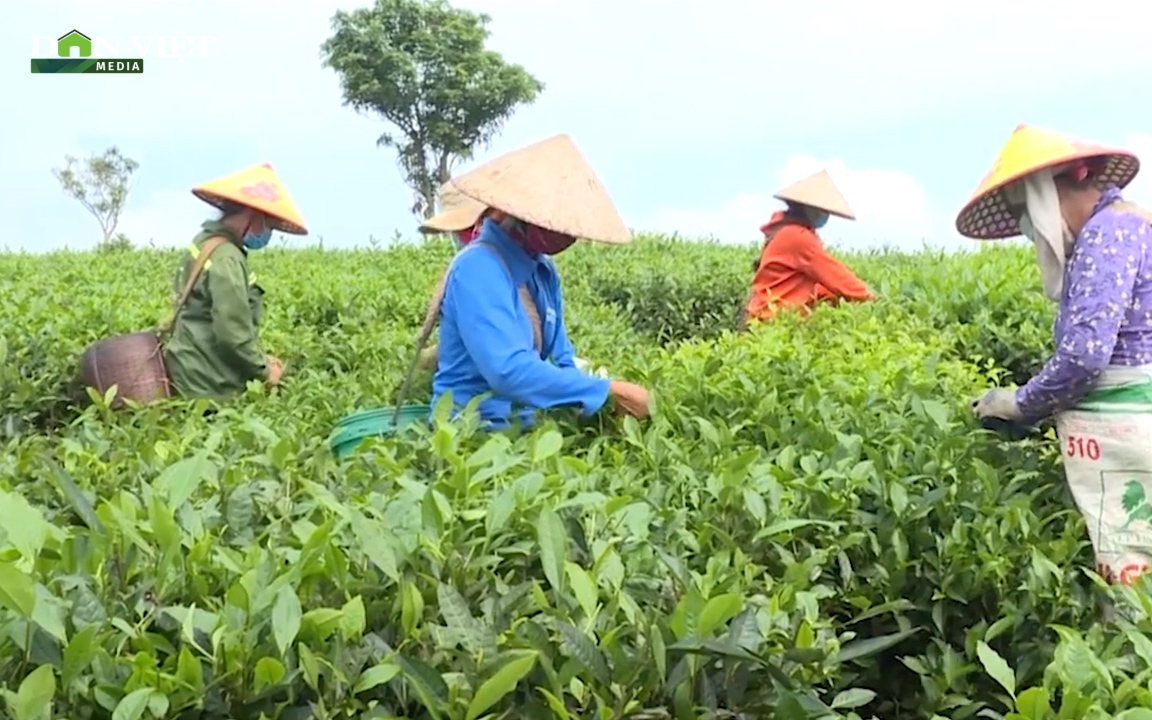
320,0,544,218
52,146,139,246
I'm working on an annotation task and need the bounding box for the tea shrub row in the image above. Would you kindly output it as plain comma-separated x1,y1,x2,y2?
1,235,1150,720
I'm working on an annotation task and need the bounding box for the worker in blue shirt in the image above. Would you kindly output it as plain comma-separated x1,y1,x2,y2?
429,133,652,428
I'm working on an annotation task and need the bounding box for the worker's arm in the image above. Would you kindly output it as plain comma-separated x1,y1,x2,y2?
1015,221,1138,421
792,229,872,301
206,252,269,382
448,252,609,416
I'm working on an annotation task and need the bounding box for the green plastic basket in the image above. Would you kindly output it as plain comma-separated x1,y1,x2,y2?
329,404,430,460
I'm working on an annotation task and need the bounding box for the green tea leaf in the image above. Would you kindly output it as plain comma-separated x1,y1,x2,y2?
0,562,36,617
835,628,920,664
0,491,49,564
154,454,216,510
61,625,99,688
535,508,567,595
830,687,877,709
1014,686,1051,720
254,657,286,692
564,562,598,618
271,585,302,656
532,430,563,462
111,687,152,720
977,640,1015,698
557,621,610,685
696,593,742,637
465,651,537,720
396,654,449,719
12,665,55,720
31,587,68,643
354,662,401,693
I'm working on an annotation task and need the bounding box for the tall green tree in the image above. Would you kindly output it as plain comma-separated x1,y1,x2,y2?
321,0,545,218
52,146,138,248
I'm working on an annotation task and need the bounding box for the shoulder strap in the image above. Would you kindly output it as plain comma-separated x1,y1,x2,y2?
478,244,543,351
392,242,543,416
1110,201,1152,227
737,226,785,331
158,235,232,335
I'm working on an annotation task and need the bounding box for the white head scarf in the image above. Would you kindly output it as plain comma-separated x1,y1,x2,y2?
1003,168,1077,301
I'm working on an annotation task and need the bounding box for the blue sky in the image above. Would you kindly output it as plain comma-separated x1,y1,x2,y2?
6,0,1152,253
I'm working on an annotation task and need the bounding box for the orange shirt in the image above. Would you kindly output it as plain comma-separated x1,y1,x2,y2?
744,212,872,322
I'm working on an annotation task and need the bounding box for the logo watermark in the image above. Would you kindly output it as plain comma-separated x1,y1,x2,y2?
30,29,218,74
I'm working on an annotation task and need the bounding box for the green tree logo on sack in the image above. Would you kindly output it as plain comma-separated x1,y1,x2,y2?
30,30,143,74
1120,480,1152,529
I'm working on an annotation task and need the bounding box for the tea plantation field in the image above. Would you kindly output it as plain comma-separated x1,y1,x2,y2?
2,235,1151,720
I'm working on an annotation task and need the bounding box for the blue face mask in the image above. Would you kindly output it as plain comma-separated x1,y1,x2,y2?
243,227,272,250
810,211,830,229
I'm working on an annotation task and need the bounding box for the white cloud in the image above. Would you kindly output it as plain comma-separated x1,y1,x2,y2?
640,157,942,251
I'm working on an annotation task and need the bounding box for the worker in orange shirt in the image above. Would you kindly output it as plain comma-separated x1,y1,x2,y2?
740,169,873,328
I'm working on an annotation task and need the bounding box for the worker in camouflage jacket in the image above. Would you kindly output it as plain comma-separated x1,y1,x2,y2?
164,163,308,398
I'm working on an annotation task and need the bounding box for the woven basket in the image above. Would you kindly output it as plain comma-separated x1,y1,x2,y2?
78,332,172,407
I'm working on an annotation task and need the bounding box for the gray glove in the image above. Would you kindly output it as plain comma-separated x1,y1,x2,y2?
971,388,1023,421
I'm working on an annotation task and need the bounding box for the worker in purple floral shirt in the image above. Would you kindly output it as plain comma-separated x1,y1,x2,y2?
957,124,1152,591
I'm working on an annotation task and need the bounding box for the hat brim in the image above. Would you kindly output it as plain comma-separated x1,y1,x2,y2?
772,195,856,221
956,151,1139,240
193,188,308,235
419,203,486,234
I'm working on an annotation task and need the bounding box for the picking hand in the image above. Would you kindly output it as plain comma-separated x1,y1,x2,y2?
971,388,1022,421
609,380,652,419
267,356,285,386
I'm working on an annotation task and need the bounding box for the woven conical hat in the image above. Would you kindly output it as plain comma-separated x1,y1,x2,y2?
773,170,855,220
450,134,630,244
192,163,308,235
419,183,487,234
955,124,1139,240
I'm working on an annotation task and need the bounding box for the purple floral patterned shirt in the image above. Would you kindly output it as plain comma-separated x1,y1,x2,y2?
1016,186,1152,421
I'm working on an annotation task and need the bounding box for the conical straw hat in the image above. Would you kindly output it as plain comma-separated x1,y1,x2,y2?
192,163,308,235
419,183,488,234
450,134,630,244
955,124,1139,240
773,170,855,220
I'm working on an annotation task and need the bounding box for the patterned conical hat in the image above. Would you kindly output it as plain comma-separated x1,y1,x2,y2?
450,134,630,244
955,124,1139,239
773,170,855,220
192,163,308,235
419,183,487,234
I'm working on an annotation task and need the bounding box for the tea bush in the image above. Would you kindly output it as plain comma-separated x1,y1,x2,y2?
1,234,1150,720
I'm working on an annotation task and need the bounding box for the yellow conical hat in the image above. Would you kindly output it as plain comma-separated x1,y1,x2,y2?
450,134,631,244
773,169,855,220
955,124,1139,240
419,183,487,234
192,163,308,235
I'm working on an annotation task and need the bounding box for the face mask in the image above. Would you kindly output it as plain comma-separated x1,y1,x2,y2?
454,225,480,248
512,221,576,256
809,210,829,229
243,227,272,250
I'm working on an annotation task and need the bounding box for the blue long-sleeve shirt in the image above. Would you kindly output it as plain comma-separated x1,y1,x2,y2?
430,219,611,428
